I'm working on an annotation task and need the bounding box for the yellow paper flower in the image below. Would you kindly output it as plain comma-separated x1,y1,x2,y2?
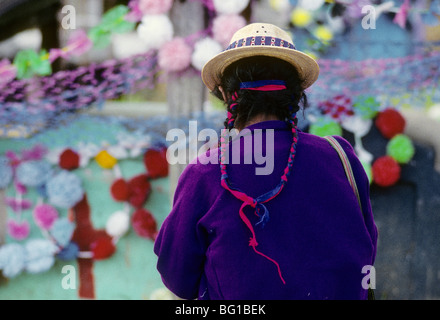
95,150,117,169
291,8,312,28
314,25,334,42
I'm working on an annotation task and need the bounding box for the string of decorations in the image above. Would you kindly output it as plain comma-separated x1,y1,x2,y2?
0,141,168,279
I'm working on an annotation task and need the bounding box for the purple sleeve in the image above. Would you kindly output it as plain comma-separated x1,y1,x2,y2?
153,164,211,300
333,135,378,265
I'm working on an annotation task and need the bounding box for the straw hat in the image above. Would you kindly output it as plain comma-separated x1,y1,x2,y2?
201,23,320,91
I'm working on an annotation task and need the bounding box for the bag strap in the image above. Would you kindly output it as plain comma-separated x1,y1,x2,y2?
323,136,363,218
324,136,375,300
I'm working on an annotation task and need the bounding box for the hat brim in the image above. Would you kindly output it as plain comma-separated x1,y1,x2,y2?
201,46,320,92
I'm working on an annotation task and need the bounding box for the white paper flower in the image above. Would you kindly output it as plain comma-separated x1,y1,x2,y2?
106,210,130,238
213,0,250,14
191,37,223,71
137,14,174,50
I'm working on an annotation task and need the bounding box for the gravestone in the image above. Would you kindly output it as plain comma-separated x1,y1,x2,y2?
345,124,440,299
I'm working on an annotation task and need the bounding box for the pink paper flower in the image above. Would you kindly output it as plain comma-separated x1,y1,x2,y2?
0,59,17,87
139,0,173,15
7,219,30,240
212,14,247,48
158,37,192,72
49,30,93,63
393,0,410,29
33,203,59,230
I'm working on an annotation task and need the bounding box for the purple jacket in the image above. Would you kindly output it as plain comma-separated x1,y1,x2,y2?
154,120,378,300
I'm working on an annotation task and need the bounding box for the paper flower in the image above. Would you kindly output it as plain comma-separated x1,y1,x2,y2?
88,5,136,48
16,160,52,187
372,156,401,187
0,59,17,87
128,174,152,208
212,14,247,48
59,148,80,170
0,156,13,188
213,0,250,14
49,30,93,62
90,236,116,260
353,95,380,119
139,0,173,14
46,170,84,209
110,178,131,202
5,198,32,213
50,217,75,247
24,239,58,274
191,37,222,71
0,243,26,278
106,211,130,238
291,8,313,27
309,118,342,137
375,108,406,139
386,134,415,164
314,25,334,43
7,219,31,240
318,95,354,122
137,14,174,50
132,208,157,240
95,150,118,169
298,0,325,11
393,0,410,29
158,37,192,73
143,148,169,178
33,203,59,230
13,49,51,79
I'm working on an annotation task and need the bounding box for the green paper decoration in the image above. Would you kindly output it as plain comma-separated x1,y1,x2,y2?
386,134,415,164
361,160,373,185
353,95,381,120
13,50,51,79
88,5,135,48
309,118,342,137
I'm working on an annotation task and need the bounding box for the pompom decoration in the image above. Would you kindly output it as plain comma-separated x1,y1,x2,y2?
143,148,169,178
213,0,250,14
7,219,31,240
212,14,247,48
158,37,192,73
0,156,13,188
50,218,75,247
372,156,401,187
309,118,342,137
46,170,84,209
138,0,173,15
191,37,222,71
375,108,406,139
24,239,58,274
56,242,79,261
90,236,116,260
59,148,80,170
128,174,152,208
95,150,118,169
386,134,415,164
16,160,52,187
0,243,26,278
110,178,131,201
137,14,174,51
33,203,59,230
132,208,157,240
361,160,373,184
106,211,130,238
291,7,313,27
353,95,381,119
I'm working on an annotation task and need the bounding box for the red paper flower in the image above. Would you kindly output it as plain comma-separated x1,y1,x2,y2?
90,236,116,260
59,148,80,170
375,108,406,139
143,148,168,178
110,178,131,202
127,174,151,208
318,95,354,121
372,156,401,187
132,208,157,240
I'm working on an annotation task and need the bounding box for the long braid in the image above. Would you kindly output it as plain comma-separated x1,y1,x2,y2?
218,80,301,285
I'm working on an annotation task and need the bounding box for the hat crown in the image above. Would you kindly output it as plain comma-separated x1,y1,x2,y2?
229,23,294,47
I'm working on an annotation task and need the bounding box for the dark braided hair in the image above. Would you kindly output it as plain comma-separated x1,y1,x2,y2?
213,56,308,284
212,56,308,131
